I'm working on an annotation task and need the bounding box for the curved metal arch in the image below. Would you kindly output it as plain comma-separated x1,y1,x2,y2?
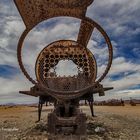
86,17,113,83
17,16,113,87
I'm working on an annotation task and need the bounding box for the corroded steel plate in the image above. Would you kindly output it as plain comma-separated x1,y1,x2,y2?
35,40,97,92
14,0,94,29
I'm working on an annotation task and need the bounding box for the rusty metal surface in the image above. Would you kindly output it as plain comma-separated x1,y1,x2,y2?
77,20,94,47
14,0,94,29
35,40,97,90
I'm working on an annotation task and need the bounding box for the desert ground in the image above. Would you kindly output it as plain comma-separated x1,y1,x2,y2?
0,105,140,140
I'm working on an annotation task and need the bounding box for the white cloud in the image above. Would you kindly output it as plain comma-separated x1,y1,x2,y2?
110,57,140,75
87,0,140,37
55,60,78,76
0,74,38,104
4,17,24,35
0,75,32,95
99,56,140,91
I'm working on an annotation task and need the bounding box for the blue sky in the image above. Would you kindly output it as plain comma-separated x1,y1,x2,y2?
0,0,140,104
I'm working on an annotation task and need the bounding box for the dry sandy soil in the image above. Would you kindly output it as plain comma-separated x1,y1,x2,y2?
0,105,140,140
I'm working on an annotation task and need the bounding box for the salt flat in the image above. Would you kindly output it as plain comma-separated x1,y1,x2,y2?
0,105,139,140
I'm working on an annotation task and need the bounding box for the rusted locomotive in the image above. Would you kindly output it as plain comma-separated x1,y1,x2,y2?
14,0,113,139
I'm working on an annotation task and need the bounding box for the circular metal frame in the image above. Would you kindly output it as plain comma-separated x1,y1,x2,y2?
35,40,97,84
17,16,113,99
